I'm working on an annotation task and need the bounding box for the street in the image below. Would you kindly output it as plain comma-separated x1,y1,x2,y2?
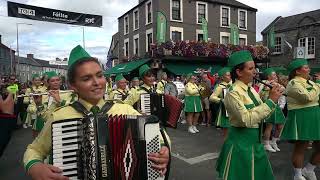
0,124,319,180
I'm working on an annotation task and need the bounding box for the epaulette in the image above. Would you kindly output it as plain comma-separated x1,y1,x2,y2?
228,85,234,92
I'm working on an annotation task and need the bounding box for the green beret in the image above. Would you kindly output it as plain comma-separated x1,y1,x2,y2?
68,45,92,69
115,74,126,82
288,58,308,73
32,74,40,79
218,67,231,77
139,64,151,78
46,71,58,79
132,77,139,81
228,50,253,68
263,68,276,76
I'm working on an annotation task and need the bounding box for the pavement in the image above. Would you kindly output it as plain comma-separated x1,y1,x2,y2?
0,124,319,180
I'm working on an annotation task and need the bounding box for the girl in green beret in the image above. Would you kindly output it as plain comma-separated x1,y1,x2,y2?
216,50,283,180
259,68,286,153
209,67,232,139
281,58,320,180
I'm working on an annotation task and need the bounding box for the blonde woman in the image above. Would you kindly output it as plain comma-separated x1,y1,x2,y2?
184,74,203,134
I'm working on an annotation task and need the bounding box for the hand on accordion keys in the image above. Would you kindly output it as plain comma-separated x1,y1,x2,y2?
28,163,68,180
148,146,170,176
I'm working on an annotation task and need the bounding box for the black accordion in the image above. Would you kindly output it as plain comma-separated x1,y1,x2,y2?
140,93,166,125
51,102,168,180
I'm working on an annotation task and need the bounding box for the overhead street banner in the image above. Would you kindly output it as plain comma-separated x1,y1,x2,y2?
7,1,102,27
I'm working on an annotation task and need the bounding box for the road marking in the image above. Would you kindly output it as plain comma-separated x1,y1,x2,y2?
171,152,219,165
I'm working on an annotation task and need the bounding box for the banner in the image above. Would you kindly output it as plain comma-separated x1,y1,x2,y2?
7,1,102,27
230,23,239,45
268,26,275,48
156,11,167,43
201,18,208,42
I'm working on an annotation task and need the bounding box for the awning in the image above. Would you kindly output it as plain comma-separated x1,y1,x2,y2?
104,59,150,75
165,62,222,75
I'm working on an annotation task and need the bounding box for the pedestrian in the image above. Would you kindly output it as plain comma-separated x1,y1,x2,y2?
164,75,178,97
209,67,232,139
216,50,282,180
280,58,320,180
199,73,212,126
184,73,203,134
23,45,170,180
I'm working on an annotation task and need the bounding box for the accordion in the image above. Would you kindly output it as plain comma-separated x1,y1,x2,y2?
51,102,167,180
140,93,182,128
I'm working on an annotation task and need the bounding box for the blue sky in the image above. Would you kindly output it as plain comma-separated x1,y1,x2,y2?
0,0,319,63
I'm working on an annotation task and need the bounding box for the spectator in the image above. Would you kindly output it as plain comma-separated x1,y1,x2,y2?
199,73,212,126
164,75,178,97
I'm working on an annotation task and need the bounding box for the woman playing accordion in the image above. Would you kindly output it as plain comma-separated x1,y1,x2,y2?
23,45,170,180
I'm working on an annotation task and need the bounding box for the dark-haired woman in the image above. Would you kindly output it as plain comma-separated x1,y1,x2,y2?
23,45,170,180
216,50,282,180
281,58,320,180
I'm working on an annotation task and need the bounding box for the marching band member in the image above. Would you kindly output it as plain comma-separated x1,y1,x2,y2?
129,76,140,95
24,74,47,128
109,74,129,101
216,50,282,180
281,58,320,180
184,73,203,134
28,71,76,138
124,64,156,108
209,67,232,139
23,45,170,180
156,72,167,94
260,68,286,153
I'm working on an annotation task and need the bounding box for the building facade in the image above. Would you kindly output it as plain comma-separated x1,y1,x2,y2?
110,0,257,64
261,9,320,67
0,35,15,77
16,54,67,82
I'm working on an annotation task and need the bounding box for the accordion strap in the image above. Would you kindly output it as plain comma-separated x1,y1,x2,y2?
71,101,114,117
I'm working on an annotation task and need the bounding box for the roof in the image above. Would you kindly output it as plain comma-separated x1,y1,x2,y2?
202,0,257,12
118,0,256,19
261,9,320,34
0,43,15,52
16,56,41,66
15,56,68,69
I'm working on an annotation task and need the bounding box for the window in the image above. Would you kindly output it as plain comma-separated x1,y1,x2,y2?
298,37,315,59
124,38,129,57
220,32,230,45
133,34,139,56
238,9,247,29
145,0,152,24
124,15,129,35
170,27,183,42
196,29,204,42
133,9,139,30
146,28,153,52
197,2,208,24
239,34,247,46
221,6,230,27
274,37,282,53
171,0,182,21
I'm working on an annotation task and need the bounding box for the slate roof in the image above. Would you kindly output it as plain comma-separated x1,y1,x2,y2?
261,9,320,34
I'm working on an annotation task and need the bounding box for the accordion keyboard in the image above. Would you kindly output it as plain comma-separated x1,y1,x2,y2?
141,94,151,115
52,119,82,180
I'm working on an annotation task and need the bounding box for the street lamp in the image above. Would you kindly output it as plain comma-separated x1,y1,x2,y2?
16,23,33,69
71,25,86,49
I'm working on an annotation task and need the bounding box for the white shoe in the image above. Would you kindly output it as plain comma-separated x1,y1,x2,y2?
294,175,307,180
193,126,199,133
270,142,281,152
264,144,276,153
302,168,317,180
188,126,196,134
23,124,28,129
181,120,187,124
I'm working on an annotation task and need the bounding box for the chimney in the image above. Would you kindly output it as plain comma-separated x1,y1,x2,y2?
63,58,68,61
27,54,34,59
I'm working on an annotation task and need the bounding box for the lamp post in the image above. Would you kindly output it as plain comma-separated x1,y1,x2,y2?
71,25,86,49
16,23,32,69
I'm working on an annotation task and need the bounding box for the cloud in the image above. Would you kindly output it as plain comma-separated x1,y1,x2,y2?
0,0,137,62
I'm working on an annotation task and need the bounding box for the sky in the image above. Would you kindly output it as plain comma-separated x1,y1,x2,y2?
0,0,319,63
